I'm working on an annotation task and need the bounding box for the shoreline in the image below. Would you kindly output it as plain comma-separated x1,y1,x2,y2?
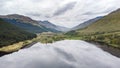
0,42,37,57
21,42,37,49
89,41,120,58
0,40,120,58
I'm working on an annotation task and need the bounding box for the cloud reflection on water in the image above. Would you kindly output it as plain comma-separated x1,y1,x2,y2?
0,40,120,68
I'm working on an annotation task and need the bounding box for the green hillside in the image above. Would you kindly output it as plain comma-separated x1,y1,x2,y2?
0,18,36,47
77,9,120,34
3,18,60,33
0,14,60,33
66,9,120,48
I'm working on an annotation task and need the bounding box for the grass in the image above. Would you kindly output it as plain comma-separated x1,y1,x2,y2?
0,32,66,52
34,33,66,43
0,38,36,52
0,31,119,53
69,9,120,48
0,42,23,52
80,31,120,48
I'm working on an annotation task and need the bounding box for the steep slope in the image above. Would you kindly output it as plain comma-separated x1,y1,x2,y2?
72,16,102,30
0,14,38,25
3,18,60,33
66,9,120,48
79,9,120,47
0,14,60,33
77,9,120,34
38,21,70,32
0,18,36,47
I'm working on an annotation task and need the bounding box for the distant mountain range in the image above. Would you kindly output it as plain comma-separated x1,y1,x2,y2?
0,14,69,33
38,20,70,32
72,16,103,30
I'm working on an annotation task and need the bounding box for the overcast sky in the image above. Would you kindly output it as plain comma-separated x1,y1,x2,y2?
0,0,120,28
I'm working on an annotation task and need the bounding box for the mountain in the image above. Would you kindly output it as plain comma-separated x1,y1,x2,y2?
0,14,60,33
0,14,38,25
72,16,103,30
38,21,70,32
0,18,36,47
77,9,120,34
2,18,60,33
66,9,120,48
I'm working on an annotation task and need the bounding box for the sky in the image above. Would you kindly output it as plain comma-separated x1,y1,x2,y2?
0,0,120,28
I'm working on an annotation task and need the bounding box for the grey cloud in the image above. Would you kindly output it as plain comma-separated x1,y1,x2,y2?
31,0,43,2
0,0,8,6
53,2,76,16
0,0,10,14
0,0,120,28
26,13,42,17
83,7,117,16
0,0,9,3
45,15,51,18
83,12,100,15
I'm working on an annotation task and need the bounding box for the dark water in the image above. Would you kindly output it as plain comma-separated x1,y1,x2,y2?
0,40,120,68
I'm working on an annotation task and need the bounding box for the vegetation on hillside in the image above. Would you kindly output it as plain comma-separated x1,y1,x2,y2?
0,18,36,47
80,32,120,47
1,9,120,53
66,9,120,48
0,32,65,52
77,9,120,34
3,18,60,33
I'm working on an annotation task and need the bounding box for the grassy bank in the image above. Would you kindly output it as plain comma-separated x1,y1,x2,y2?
34,32,66,43
0,31,119,53
0,38,36,52
65,31,120,48
0,32,66,52
81,32,120,48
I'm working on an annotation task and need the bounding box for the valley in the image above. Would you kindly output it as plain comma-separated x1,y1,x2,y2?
0,0,120,68
0,8,120,57
66,9,120,49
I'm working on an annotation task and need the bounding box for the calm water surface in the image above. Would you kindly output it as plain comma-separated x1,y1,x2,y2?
0,40,120,68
